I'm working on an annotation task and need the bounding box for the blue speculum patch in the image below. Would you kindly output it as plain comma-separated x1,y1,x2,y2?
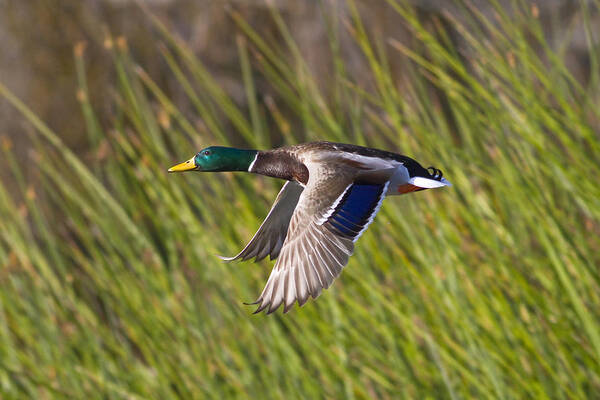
327,184,385,238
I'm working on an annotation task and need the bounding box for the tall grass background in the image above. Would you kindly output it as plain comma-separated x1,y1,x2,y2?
0,1,599,398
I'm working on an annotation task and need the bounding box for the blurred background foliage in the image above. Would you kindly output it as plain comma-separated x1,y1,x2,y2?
2,0,598,159
0,0,599,398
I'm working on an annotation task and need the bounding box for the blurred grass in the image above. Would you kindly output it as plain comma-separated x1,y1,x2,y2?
0,1,599,398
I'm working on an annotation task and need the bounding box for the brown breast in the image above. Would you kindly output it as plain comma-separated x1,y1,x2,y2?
251,151,309,184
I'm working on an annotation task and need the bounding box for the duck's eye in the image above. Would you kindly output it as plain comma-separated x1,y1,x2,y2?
203,150,211,156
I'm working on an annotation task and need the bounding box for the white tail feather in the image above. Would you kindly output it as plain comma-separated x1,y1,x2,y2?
409,176,452,188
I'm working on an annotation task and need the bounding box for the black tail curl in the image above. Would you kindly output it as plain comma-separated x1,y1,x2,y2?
427,166,444,181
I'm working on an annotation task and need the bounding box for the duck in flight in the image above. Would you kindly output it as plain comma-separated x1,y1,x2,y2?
168,141,451,314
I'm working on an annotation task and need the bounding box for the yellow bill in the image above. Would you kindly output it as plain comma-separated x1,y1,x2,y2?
168,156,197,172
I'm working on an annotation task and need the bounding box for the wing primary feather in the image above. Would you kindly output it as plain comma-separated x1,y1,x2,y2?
321,230,353,256
302,233,328,291
311,230,340,275
253,300,270,314
300,240,319,298
295,262,310,307
314,227,347,270
257,272,275,310
308,248,327,293
315,249,336,286
268,270,285,314
307,229,335,283
283,268,296,313
255,237,272,261
270,235,285,260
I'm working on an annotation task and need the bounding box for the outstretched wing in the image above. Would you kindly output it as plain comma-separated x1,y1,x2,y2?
251,164,391,314
220,181,304,262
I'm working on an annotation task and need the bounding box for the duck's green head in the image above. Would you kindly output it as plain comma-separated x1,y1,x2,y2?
168,146,257,173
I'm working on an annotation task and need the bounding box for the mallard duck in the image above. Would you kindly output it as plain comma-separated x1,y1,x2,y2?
168,141,450,314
